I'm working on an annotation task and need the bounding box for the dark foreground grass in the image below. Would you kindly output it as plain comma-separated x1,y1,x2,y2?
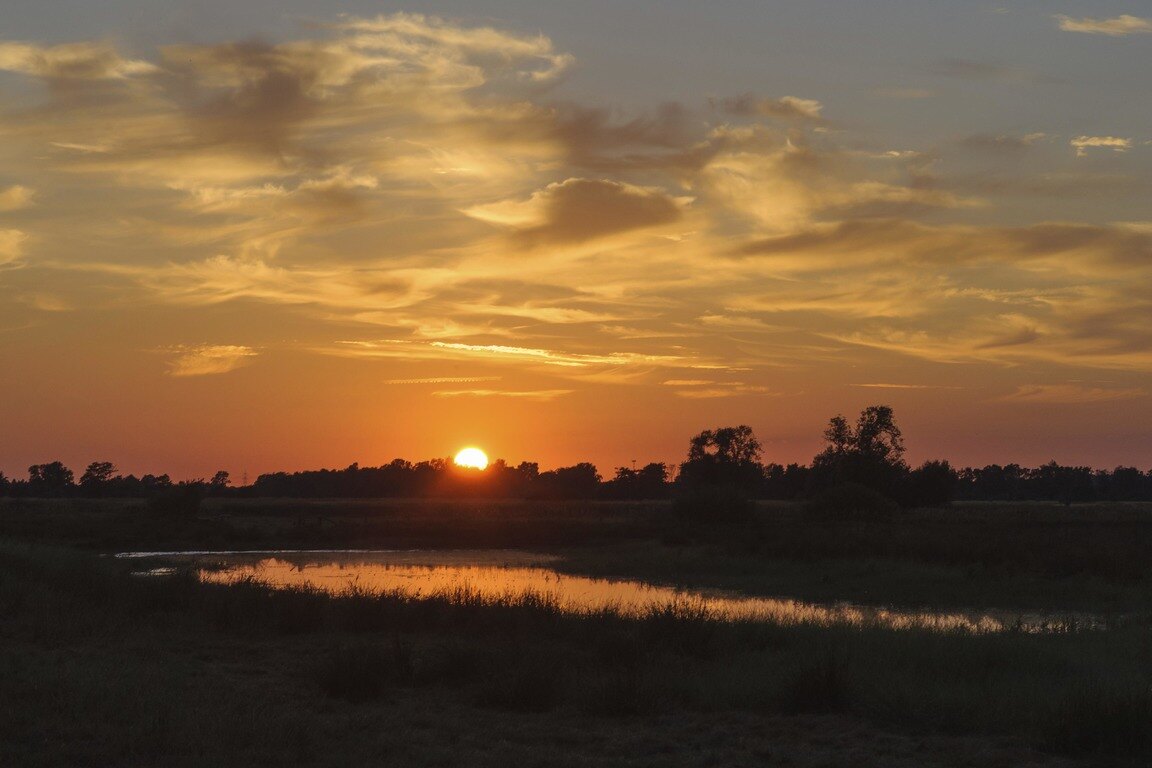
1,541,1149,766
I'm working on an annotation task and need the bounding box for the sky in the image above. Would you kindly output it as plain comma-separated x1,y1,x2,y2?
1,2,1150,480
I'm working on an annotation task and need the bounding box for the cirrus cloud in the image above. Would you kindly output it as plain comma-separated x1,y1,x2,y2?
1055,14,1152,36
1071,136,1131,157
166,344,258,377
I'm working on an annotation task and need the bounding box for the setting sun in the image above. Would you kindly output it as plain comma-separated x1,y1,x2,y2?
453,447,489,470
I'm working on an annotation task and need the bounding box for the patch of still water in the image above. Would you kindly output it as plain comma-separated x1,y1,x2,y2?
119,549,1100,634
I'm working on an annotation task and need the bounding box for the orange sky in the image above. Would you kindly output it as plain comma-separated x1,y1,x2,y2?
1,8,1150,479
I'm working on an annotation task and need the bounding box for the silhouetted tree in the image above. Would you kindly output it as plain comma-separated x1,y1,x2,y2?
606,462,670,499
810,406,908,498
1103,466,1146,501
79,461,118,497
905,460,958,507
679,425,763,489
761,462,811,499
532,463,601,499
1031,461,1094,505
28,461,74,496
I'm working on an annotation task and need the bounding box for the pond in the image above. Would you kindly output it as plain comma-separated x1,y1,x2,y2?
117,549,1100,634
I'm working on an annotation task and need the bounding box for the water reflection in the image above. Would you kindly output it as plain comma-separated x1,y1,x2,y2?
125,549,1098,634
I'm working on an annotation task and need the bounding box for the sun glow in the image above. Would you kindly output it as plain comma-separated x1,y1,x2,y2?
453,447,489,470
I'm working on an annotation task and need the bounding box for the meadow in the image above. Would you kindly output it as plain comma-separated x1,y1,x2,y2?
2,498,1151,766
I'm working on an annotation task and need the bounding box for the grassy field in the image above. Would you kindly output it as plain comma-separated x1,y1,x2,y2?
2,498,1152,765
4,496,1151,611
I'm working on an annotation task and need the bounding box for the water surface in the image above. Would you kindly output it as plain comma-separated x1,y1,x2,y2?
123,549,1099,634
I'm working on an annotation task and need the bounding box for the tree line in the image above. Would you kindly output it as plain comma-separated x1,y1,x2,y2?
4,406,1151,505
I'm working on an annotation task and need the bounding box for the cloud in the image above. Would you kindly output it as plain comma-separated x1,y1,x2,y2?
3,12,1152,399
671,383,772,399
0,186,35,211
960,133,1047,153
166,344,257,376
718,95,824,121
326,340,696,378
0,41,157,79
998,384,1147,403
850,383,956,390
1070,136,1131,157
1055,14,1152,36
330,12,574,83
428,341,682,368
465,178,685,245
431,388,572,401
386,376,501,385
0,230,28,267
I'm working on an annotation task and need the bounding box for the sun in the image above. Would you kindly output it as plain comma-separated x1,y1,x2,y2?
453,447,489,470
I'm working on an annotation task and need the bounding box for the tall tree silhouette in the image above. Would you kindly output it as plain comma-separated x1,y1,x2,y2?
28,461,74,496
811,406,907,495
679,425,763,489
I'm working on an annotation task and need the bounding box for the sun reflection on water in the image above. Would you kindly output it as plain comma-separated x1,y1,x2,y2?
160,550,1100,634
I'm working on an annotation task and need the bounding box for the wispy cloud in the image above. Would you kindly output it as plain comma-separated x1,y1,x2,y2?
850,383,960,390
717,94,824,121
0,41,157,79
386,376,502,385
998,384,1147,403
960,133,1048,153
431,388,572,401
1071,136,1131,157
672,384,772,399
332,340,689,370
1055,14,1152,36
0,230,28,267
166,345,257,377
428,341,683,368
0,186,34,212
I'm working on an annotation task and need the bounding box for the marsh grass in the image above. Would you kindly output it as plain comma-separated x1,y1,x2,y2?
3,539,1152,765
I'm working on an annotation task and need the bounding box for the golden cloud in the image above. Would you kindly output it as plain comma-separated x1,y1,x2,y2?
1070,136,1131,157
166,345,258,377
1055,14,1152,36
998,384,1148,403
0,12,1150,400
718,95,824,121
431,389,573,401
0,41,157,79
0,230,28,267
0,186,34,212
465,178,685,245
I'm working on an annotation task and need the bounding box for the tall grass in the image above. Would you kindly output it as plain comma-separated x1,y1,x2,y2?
3,539,1152,764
